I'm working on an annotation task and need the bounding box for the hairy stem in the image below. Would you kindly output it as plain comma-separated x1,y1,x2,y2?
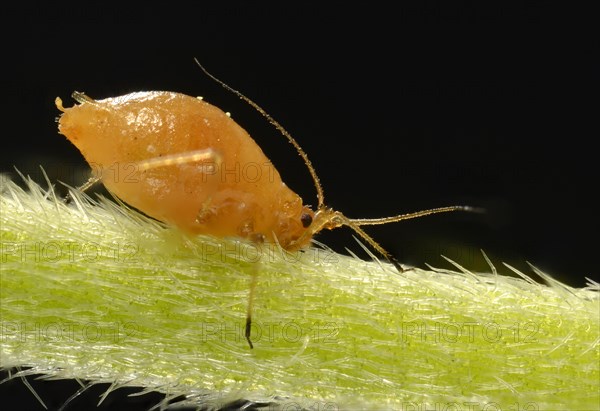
1,176,598,410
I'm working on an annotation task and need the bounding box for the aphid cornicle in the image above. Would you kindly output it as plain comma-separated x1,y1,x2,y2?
55,60,473,348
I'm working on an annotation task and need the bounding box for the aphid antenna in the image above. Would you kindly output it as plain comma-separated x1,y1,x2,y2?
193,58,325,208
348,205,481,226
342,205,482,272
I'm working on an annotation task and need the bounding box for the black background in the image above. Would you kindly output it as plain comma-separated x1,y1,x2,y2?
1,2,596,410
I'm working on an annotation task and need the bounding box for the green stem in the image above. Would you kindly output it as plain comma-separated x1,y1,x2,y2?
1,176,598,410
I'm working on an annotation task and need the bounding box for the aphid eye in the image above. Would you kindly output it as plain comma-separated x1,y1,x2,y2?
300,213,313,228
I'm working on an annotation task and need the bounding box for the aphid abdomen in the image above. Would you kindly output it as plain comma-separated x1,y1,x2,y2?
57,91,310,246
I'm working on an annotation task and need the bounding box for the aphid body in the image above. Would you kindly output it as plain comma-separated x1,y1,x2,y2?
56,91,314,250
56,64,472,268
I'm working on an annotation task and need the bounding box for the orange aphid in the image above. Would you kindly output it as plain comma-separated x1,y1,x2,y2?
55,61,474,347
56,91,314,250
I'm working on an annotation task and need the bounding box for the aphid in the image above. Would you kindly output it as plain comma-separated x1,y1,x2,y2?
55,60,474,348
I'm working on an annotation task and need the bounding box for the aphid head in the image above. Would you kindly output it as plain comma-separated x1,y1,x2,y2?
285,205,408,271
285,207,342,251
275,203,316,251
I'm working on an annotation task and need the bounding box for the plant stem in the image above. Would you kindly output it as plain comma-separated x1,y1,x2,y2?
1,177,598,410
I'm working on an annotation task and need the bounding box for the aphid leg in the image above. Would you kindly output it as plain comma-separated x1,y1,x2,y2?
245,263,259,349
389,255,407,273
135,149,222,172
63,174,101,203
342,218,408,273
78,174,102,192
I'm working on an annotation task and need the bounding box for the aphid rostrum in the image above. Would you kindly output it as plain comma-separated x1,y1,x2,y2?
55,60,474,348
